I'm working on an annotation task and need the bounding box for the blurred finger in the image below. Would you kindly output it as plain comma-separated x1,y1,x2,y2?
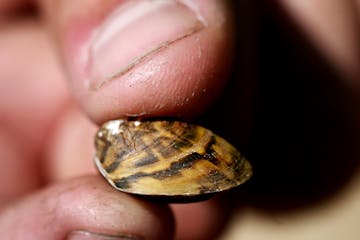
0,21,69,199
277,0,360,84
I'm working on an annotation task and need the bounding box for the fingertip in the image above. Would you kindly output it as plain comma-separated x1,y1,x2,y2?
42,0,235,123
0,176,174,240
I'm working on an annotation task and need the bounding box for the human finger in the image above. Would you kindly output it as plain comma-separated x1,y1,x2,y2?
38,0,235,122
36,2,243,240
0,20,69,202
277,0,360,84
0,176,174,240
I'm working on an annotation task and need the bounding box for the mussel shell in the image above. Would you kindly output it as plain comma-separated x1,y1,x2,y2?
94,120,252,202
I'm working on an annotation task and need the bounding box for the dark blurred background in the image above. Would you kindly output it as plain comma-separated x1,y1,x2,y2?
199,0,360,211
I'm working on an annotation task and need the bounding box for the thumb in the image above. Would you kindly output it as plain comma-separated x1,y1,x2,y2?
0,176,174,240
39,0,235,123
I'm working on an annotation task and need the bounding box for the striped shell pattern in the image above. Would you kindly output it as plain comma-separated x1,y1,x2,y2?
94,120,252,201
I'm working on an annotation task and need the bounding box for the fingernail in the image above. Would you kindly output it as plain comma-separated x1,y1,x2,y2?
86,0,205,90
67,230,143,240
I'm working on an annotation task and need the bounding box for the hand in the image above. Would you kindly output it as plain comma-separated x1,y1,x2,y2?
0,1,235,239
0,0,359,240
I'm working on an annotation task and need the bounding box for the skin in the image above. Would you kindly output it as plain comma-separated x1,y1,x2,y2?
0,0,359,239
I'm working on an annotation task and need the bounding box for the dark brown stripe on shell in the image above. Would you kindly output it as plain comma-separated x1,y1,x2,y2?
168,122,198,142
179,123,198,141
113,151,207,190
112,133,220,189
171,137,193,150
130,134,160,167
154,137,178,158
95,137,112,164
198,169,236,194
158,122,195,151
133,149,159,167
202,135,220,166
131,124,153,139
105,150,129,173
